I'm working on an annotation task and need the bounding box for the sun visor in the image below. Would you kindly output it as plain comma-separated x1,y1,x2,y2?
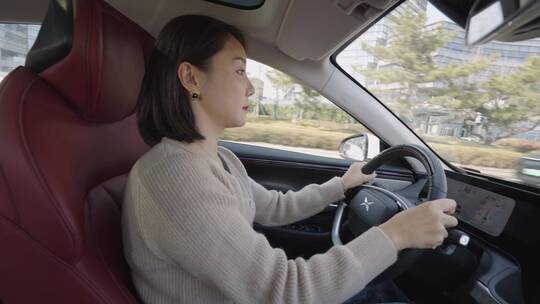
276,0,397,61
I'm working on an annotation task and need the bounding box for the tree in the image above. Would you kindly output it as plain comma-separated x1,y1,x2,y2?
266,69,325,122
358,10,490,122
295,84,321,121
265,69,294,120
429,56,540,143
478,56,540,142
358,8,540,144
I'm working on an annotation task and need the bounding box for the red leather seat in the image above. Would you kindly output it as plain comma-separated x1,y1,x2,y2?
0,0,153,302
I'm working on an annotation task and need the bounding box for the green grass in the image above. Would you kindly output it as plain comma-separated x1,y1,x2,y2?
421,135,495,148
429,143,521,169
223,120,353,151
222,118,524,169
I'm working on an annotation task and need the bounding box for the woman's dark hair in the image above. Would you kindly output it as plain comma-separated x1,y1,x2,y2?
137,15,246,146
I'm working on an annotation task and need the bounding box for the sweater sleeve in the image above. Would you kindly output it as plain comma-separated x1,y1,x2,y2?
137,155,398,304
250,176,347,226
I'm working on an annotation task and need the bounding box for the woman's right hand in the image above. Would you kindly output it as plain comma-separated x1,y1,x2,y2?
378,198,458,251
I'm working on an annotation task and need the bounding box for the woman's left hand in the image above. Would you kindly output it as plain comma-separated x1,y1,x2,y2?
342,161,376,190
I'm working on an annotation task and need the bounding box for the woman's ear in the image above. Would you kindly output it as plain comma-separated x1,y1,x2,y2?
177,62,202,93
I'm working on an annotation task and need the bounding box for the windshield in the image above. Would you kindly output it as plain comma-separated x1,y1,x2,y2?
336,0,540,189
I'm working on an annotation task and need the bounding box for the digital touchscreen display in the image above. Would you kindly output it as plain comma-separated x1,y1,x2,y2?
447,178,515,237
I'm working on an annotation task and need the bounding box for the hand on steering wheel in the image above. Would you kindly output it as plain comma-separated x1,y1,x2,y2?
378,198,459,251
332,144,462,283
341,161,377,189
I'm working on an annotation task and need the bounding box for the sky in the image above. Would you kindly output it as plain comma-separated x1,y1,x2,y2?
426,3,453,25
246,59,274,100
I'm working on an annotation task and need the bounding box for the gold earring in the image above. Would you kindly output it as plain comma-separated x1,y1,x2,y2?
191,92,199,99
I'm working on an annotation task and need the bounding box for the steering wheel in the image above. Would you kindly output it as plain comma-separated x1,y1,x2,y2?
331,144,447,284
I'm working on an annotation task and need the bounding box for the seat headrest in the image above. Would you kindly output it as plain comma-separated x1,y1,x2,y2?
25,0,74,73
26,0,153,123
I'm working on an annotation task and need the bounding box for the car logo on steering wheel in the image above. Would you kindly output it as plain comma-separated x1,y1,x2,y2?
361,197,375,212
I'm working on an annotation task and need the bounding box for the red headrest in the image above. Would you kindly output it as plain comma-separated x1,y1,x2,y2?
37,0,153,122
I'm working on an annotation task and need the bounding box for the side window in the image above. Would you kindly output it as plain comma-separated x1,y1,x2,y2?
0,23,41,82
221,60,380,160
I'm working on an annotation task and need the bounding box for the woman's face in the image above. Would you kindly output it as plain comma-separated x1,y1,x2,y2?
196,36,255,130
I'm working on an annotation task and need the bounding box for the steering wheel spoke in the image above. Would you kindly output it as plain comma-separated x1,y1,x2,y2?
394,177,429,204
331,201,347,246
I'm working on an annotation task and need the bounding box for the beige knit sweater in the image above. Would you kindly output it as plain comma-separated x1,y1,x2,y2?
122,137,398,304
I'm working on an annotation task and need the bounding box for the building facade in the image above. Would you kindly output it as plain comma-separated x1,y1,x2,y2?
0,23,39,81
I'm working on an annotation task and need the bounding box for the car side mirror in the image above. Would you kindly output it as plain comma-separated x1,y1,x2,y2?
338,133,380,161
